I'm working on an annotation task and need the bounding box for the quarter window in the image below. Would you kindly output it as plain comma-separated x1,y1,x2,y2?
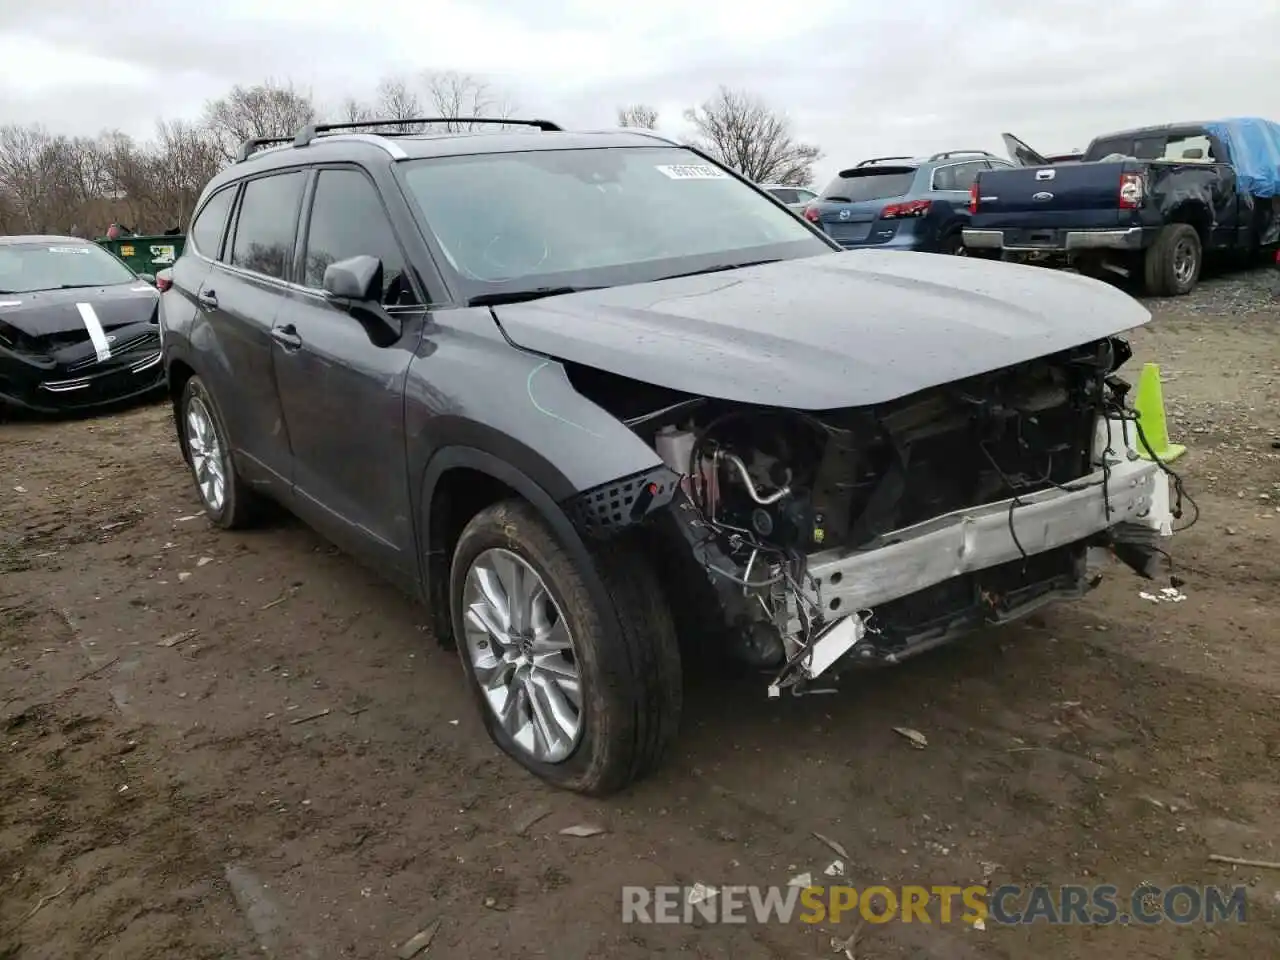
932,161,985,192
229,171,306,280
190,187,236,260
302,168,410,304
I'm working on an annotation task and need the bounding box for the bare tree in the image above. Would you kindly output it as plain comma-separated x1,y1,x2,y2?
0,126,109,233
95,131,152,227
202,79,317,161
338,97,376,123
0,70,534,238
0,119,221,237
423,70,515,132
0,124,56,232
617,104,659,130
374,75,426,132
683,87,820,186
149,120,222,227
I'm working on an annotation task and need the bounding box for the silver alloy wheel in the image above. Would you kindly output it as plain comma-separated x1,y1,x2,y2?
185,396,226,512
1173,237,1198,286
462,548,583,763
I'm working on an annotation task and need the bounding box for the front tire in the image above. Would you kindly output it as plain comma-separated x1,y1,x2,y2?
449,498,682,795
179,376,258,529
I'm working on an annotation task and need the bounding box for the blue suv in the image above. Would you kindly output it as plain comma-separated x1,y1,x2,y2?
803,151,1015,254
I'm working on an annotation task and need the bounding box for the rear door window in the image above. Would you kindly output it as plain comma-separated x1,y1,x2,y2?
228,171,307,280
820,168,916,202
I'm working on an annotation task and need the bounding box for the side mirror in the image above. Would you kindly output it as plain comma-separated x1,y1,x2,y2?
323,255,382,302
322,255,401,345
138,272,156,285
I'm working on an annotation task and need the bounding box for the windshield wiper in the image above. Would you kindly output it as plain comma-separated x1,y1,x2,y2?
468,286,597,307
656,259,782,281
55,283,104,290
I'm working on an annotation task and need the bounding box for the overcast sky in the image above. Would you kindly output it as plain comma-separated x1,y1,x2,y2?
3,0,1278,187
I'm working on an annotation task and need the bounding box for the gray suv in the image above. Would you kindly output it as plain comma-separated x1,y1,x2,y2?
160,117,1181,795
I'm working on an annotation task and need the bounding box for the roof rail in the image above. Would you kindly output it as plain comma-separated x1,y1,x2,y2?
928,149,999,162
235,136,294,163
292,116,562,148
305,134,409,160
856,155,915,167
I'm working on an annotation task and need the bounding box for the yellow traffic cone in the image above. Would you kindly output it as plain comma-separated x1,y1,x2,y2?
1133,362,1186,463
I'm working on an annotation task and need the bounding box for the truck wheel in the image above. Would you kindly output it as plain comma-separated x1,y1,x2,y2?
1143,223,1201,296
941,232,967,256
179,376,259,529
449,498,682,795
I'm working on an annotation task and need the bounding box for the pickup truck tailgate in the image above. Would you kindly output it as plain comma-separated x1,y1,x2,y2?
974,162,1128,227
964,159,1149,254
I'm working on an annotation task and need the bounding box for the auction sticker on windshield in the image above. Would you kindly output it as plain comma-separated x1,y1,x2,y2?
49,246,90,254
655,164,730,180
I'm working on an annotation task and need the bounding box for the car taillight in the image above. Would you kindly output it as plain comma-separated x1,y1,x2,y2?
969,180,980,214
155,271,173,293
880,199,931,220
803,205,821,224
1119,172,1144,209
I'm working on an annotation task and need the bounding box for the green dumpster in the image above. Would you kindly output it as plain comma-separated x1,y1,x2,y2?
95,235,185,277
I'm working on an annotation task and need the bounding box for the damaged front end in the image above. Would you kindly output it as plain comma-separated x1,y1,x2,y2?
0,315,163,413
565,335,1184,695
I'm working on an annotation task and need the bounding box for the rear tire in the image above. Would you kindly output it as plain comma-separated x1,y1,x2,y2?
941,232,967,256
1143,223,1201,296
179,376,259,529
449,498,682,795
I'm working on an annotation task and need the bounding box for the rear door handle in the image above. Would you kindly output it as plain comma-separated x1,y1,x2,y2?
197,290,218,309
271,324,303,350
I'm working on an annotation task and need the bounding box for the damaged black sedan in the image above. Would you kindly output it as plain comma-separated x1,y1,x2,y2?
0,236,164,413
161,119,1184,795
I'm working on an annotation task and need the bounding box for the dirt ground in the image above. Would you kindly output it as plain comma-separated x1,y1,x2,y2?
3,265,1279,959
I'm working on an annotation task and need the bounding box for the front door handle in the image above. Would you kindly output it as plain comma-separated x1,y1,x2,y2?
271,324,303,350
197,290,218,309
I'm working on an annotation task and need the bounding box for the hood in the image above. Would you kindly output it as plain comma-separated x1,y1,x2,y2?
491,250,1151,410
0,283,159,338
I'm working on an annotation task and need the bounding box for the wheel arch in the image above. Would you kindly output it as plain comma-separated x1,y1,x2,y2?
1165,201,1212,247
937,219,968,252
165,352,199,459
418,445,613,649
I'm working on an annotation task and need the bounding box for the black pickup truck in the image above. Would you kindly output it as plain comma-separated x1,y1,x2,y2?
963,123,1280,295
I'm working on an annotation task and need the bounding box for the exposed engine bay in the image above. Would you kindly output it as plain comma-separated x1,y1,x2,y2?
581,335,1189,695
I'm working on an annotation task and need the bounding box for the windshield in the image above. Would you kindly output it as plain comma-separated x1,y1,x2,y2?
820,168,916,202
0,242,136,293
399,146,830,296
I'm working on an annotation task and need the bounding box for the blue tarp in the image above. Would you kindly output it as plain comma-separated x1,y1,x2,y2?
1206,117,1280,198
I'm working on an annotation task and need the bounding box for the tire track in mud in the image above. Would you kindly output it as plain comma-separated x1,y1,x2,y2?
1,606,259,958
